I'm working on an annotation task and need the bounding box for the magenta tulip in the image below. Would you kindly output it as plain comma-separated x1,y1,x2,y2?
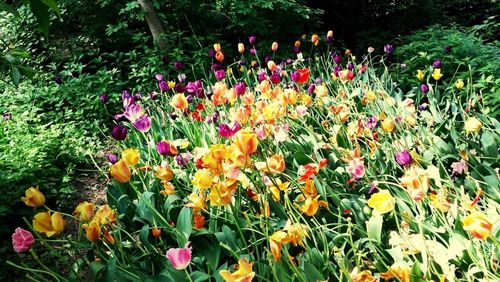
166,243,192,270
12,227,35,253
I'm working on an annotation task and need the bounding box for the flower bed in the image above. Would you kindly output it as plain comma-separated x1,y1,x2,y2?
9,33,499,281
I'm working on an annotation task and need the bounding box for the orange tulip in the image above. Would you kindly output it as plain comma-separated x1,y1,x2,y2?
155,165,174,182
255,154,285,174
152,227,162,238
463,211,493,239
74,201,96,222
171,93,189,110
21,186,45,208
267,60,277,72
215,51,224,62
193,214,205,229
238,43,245,54
33,211,65,237
94,204,117,225
311,34,319,46
83,219,100,242
234,128,258,155
110,159,131,183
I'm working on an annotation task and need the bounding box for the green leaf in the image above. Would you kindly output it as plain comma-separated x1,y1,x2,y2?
366,215,383,242
410,261,424,282
190,271,210,282
139,224,152,249
481,131,498,159
176,207,192,246
41,0,60,15
29,0,50,35
303,262,324,282
11,66,20,86
89,261,106,281
196,237,220,270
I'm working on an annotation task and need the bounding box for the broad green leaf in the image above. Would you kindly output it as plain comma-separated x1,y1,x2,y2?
41,0,60,15
29,0,50,35
190,271,210,282
366,215,383,242
10,66,20,86
303,262,324,282
176,207,192,246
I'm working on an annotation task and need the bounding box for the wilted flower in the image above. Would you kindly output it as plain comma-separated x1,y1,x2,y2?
21,187,45,208
12,228,35,253
451,159,468,175
464,117,482,134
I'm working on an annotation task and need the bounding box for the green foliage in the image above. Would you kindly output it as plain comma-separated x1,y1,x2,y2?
392,23,500,118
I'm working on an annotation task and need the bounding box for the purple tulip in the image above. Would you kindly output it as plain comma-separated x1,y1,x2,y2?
155,74,164,81
161,56,169,65
333,65,342,77
133,115,151,132
174,84,185,93
420,84,429,93
418,103,428,111
122,90,131,99
257,71,267,82
218,123,233,138
211,63,223,71
290,71,300,83
264,55,272,64
326,36,334,44
347,63,354,71
368,182,378,195
366,116,378,129
292,46,301,54
173,61,184,70
234,82,246,95
395,150,412,167
175,153,191,167
215,69,225,80
186,95,194,103
99,93,108,104
307,84,315,94
111,125,128,140
156,141,172,156
384,44,394,54
54,76,63,85
208,48,216,58
124,104,142,122
3,112,12,120
186,80,204,97
151,91,158,100
107,154,119,164
270,73,281,84
443,46,451,54
249,47,257,56
432,59,442,69
315,78,322,85
248,35,257,45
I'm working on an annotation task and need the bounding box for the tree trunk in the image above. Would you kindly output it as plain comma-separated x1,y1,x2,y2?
137,0,168,51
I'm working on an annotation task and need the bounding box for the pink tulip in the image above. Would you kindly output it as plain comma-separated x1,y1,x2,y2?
347,158,365,179
166,242,192,270
12,227,35,253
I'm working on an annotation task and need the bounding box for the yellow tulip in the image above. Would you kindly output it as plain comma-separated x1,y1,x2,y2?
455,79,464,89
110,159,131,183
254,154,285,174
432,68,443,80
21,186,45,207
122,148,140,166
382,118,395,133
380,261,410,282
220,258,255,282
367,190,395,215
33,211,65,237
463,211,493,239
192,169,213,190
234,128,258,155
464,117,482,134
171,93,189,110
155,165,174,182
94,204,117,225
74,201,96,222
238,43,245,54
416,70,425,81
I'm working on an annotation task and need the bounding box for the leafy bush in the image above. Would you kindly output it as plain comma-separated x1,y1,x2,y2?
7,36,499,281
391,22,500,118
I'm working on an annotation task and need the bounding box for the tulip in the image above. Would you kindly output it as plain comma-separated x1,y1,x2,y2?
83,219,101,242
122,148,140,166
271,42,278,52
111,125,128,141
382,118,395,133
367,190,395,215
215,69,225,80
171,93,189,110
33,211,65,237
380,262,410,282
12,227,35,253
215,51,224,62
269,73,280,84
110,160,131,183
21,187,45,208
367,47,374,53
95,204,117,225
432,59,442,68
173,61,184,70
267,60,277,72
248,35,256,45
213,43,221,52
133,115,152,132
463,212,493,239
155,165,174,182
432,68,443,80
220,258,256,282
464,117,482,134
166,243,192,270
420,83,429,93
350,267,376,282
455,79,464,89
416,70,425,81
107,154,119,164
238,43,245,54
159,80,169,91
395,150,412,167
234,82,246,95
311,34,319,46
384,44,394,54
99,93,108,103
74,201,96,222
152,227,161,238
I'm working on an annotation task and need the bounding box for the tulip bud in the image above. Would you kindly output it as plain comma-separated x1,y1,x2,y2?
21,187,45,207
464,117,482,134
238,43,245,54
111,125,128,141
271,42,278,52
